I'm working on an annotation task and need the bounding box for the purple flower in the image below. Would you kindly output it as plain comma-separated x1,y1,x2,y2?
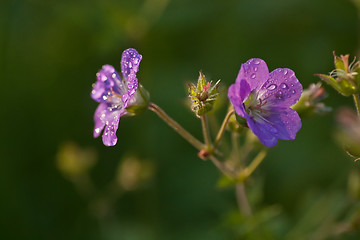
91,48,142,146
228,58,302,147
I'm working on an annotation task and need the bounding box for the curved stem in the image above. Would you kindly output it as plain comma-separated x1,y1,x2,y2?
353,94,360,117
148,102,204,151
200,114,212,149
213,109,235,150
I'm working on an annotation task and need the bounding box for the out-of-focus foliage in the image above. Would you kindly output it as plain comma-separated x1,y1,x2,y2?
1,0,360,239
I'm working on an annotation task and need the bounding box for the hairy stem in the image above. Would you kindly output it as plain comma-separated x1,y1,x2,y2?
148,102,204,151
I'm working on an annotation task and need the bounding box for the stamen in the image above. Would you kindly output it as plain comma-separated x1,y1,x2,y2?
110,87,122,99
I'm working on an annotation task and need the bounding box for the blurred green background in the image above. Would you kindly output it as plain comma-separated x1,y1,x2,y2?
2,0,360,239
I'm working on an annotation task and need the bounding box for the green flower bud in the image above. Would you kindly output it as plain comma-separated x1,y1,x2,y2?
316,52,360,96
188,71,220,117
292,83,331,118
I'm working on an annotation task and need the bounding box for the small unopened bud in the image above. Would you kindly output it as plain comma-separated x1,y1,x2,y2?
316,51,360,96
292,83,331,118
188,71,220,117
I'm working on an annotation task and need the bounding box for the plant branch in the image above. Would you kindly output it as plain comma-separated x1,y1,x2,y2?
200,114,212,149
353,94,360,117
235,183,252,216
213,109,235,149
148,102,204,151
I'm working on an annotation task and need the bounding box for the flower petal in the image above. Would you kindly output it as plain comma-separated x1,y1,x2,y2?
247,108,301,147
260,68,302,108
102,117,120,146
228,80,251,118
236,58,269,91
121,48,142,97
267,107,302,140
246,116,278,147
91,65,126,103
93,102,107,138
93,101,128,146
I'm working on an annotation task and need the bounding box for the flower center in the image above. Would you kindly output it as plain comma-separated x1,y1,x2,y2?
243,91,272,124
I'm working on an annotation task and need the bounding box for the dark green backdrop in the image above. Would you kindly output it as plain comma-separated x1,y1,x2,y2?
1,0,359,239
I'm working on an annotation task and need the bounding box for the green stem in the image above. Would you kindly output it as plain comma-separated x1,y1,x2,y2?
235,183,252,216
148,102,204,151
238,150,267,182
213,109,235,150
200,114,212,149
353,94,360,117
208,155,236,178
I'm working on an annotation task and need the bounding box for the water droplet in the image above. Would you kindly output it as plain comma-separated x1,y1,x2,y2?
291,90,296,94
129,62,133,68
254,67,258,72
253,59,260,65
280,83,288,89
267,84,277,90
250,73,256,79
275,91,283,99
102,96,108,101
284,69,288,75
95,128,100,134
112,73,117,79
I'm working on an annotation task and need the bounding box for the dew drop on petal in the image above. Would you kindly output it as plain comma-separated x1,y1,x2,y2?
275,91,283,99
253,59,260,65
254,67,258,72
280,83,288,89
267,84,277,90
284,69,288,75
129,62,133,68
291,90,296,94
250,73,256,79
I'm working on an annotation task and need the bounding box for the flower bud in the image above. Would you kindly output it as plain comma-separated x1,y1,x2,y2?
316,52,360,96
188,71,220,117
292,83,331,118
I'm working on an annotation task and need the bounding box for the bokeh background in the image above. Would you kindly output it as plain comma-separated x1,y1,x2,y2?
2,0,360,239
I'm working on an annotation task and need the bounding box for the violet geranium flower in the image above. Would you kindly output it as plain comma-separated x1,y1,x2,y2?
228,58,302,147
91,48,142,146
